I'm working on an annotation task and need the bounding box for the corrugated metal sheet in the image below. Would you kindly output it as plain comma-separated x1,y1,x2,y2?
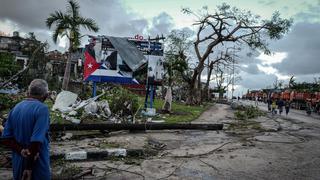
107,36,147,71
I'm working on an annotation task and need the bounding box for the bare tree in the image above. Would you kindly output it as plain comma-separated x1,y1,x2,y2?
204,48,234,101
162,30,192,111
182,3,292,104
213,61,241,99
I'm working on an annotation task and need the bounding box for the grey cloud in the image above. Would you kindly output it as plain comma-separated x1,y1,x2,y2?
270,22,320,75
242,64,261,75
148,12,174,36
0,0,174,50
257,0,276,6
0,0,65,30
240,72,277,90
294,0,320,23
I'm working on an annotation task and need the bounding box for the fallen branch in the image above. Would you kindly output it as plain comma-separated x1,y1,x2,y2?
199,159,219,172
93,165,145,180
72,169,92,179
168,142,231,158
105,165,134,176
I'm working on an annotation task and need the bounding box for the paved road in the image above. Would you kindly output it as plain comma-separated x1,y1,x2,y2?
240,100,320,127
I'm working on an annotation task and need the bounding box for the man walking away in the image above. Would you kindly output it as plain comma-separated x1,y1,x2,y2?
255,96,259,107
285,100,290,116
277,98,284,115
0,79,50,180
267,98,271,112
271,99,277,115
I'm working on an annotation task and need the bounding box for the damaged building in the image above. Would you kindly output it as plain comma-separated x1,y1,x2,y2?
83,35,164,90
0,31,40,69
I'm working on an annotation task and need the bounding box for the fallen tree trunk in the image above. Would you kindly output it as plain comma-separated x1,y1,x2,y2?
50,123,223,131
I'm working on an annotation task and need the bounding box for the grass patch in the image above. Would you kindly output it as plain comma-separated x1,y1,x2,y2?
138,97,209,123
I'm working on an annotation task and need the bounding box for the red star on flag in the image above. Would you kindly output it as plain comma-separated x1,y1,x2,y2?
84,51,100,80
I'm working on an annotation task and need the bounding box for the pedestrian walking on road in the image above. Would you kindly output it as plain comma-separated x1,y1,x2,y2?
277,98,284,115
271,99,277,115
285,100,290,116
255,96,259,107
267,98,272,111
306,101,312,116
0,79,51,180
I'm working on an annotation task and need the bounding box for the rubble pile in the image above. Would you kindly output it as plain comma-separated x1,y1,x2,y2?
51,87,140,124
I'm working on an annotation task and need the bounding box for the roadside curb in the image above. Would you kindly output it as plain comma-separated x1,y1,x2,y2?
51,148,144,161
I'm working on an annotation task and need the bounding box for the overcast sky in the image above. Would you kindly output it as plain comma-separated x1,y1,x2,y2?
0,0,319,96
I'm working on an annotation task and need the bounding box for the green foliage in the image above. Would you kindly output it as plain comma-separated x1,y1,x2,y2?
264,11,293,40
0,94,24,111
290,82,320,93
0,52,20,78
101,86,139,116
164,29,193,86
234,105,265,120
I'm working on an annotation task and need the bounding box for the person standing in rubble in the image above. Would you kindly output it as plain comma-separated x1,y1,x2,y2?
0,79,50,180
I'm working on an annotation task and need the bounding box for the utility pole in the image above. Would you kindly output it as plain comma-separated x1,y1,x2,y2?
231,46,235,101
207,52,210,100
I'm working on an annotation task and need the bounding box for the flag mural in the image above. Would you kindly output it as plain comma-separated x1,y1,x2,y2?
83,36,146,84
83,35,165,100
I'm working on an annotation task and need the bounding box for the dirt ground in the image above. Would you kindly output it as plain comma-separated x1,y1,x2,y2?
1,103,320,180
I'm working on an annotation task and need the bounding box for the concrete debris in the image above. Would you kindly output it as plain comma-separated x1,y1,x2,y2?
61,114,81,124
52,91,78,112
73,92,105,110
51,91,112,124
84,102,98,114
0,87,19,94
61,132,73,141
142,108,156,116
97,100,111,116
68,110,78,116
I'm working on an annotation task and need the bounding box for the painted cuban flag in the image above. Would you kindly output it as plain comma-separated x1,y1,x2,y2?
83,44,139,84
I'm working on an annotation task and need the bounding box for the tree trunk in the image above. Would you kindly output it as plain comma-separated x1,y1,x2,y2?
186,82,196,105
218,88,225,100
186,68,197,105
62,44,73,90
162,87,172,112
204,63,214,101
197,69,201,104
50,123,224,131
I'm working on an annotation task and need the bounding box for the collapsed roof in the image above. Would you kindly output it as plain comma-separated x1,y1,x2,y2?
107,36,147,72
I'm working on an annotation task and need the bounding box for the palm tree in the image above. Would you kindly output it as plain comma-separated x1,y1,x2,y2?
289,75,295,89
46,0,99,90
